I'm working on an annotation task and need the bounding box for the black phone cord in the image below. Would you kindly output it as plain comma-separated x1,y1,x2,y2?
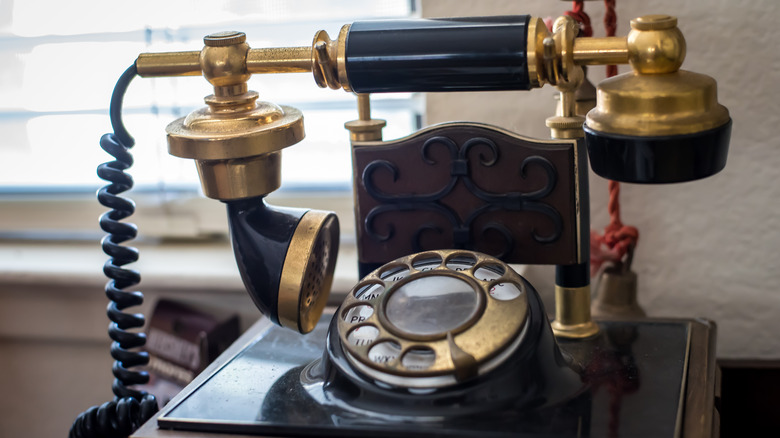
69,64,159,438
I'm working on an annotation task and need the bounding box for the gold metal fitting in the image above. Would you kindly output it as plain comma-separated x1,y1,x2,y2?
583,15,729,137
592,267,646,319
592,245,645,319
529,13,694,89
200,31,251,90
543,17,587,140
135,28,356,200
193,152,282,200
344,94,386,142
166,97,304,200
627,15,685,75
554,67,597,118
311,25,351,91
135,28,351,90
526,17,549,88
536,16,590,140
585,70,730,137
529,15,585,89
546,116,585,139
572,36,629,66
278,210,340,334
163,32,306,200
551,285,599,339
550,16,581,89
203,31,247,47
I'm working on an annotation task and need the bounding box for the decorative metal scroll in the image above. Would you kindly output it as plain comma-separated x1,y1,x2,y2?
352,122,583,267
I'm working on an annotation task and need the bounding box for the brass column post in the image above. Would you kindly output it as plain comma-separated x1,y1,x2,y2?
345,94,386,143
545,16,599,339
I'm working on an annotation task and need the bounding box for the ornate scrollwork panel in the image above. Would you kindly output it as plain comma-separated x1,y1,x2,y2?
352,122,582,267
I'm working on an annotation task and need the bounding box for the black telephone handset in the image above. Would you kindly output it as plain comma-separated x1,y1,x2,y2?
72,13,730,438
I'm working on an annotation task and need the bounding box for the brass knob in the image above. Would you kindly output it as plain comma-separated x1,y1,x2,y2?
204,31,246,47
200,31,250,90
627,15,686,75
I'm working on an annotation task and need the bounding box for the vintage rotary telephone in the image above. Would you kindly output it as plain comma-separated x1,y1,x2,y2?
71,12,730,438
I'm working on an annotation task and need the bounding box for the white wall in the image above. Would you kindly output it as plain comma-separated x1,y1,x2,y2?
422,0,780,359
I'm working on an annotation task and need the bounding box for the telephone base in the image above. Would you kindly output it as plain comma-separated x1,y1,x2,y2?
135,313,716,438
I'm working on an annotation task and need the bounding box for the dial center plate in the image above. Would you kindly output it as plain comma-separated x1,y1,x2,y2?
385,276,479,337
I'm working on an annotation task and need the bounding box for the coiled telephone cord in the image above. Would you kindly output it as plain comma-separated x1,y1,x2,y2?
70,64,159,438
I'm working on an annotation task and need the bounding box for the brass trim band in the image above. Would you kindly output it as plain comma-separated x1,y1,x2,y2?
167,104,304,200
167,105,304,160
551,285,599,339
336,25,351,92
585,71,730,137
194,152,282,200
278,210,340,333
344,94,386,142
526,16,548,88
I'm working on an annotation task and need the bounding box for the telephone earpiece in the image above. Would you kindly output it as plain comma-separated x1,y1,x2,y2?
583,15,731,183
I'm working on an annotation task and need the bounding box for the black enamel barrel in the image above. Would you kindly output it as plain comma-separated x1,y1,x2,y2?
345,16,531,93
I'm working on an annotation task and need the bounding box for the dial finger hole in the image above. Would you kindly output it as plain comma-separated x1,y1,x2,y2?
347,325,379,347
401,346,436,371
446,254,477,272
488,281,523,301
354,282,384,301
411,254,443,272
474,263,506,281
368,341,402,364
342,304,374,324
379,265,411,282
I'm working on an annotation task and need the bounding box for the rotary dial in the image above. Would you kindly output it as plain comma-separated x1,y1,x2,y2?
336,250,530,388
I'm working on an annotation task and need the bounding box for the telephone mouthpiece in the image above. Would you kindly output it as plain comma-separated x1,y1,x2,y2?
227,198,340,334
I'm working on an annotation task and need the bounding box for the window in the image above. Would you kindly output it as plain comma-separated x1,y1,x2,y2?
0,0,421,239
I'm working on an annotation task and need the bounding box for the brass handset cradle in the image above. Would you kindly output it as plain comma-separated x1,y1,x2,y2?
162,31,305,201
135,13,730,190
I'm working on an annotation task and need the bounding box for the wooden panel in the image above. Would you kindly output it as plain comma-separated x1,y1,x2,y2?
352,122,581,266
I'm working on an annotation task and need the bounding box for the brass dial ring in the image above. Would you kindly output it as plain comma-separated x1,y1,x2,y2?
278,210,340,334
336,250,530,388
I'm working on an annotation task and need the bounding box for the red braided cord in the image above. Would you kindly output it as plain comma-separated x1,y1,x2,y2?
603,181,638,257
590,0,639,275
565,1,593,37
